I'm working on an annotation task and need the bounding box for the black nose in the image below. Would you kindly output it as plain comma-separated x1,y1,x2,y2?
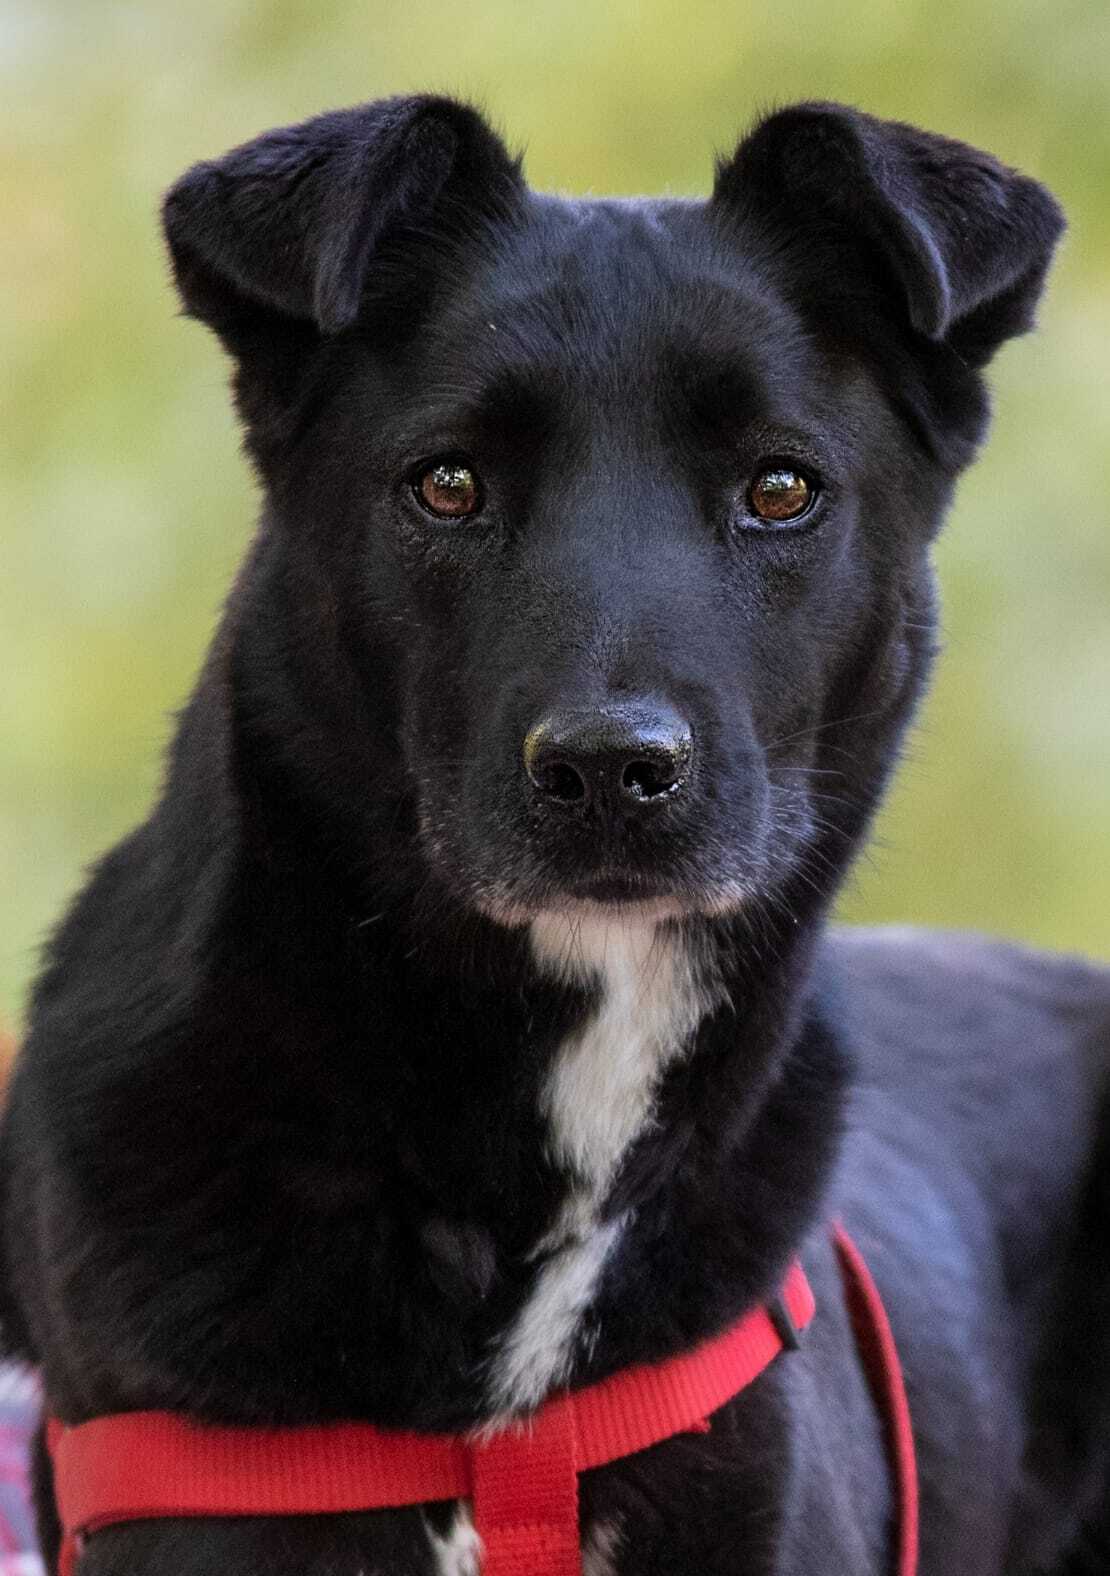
523,703,693,813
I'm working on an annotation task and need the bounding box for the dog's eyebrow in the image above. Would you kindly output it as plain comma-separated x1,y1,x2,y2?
469,365,558,434
665,358,767,430
392,363,560,450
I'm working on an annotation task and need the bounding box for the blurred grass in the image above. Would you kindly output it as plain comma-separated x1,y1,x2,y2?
2,0,1108,1027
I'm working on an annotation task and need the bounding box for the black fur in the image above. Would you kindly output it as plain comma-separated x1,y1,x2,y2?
3,96,1109,1575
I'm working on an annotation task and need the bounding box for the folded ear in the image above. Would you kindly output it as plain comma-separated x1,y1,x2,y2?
163,95,523,340
713,103,1064,367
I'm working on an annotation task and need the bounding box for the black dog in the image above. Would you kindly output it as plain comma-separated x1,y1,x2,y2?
3,95,1109,1575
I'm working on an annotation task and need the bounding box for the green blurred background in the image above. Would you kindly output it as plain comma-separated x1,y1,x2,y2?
3,0,1109,1030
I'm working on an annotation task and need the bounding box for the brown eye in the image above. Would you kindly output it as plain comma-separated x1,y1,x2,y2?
747,466,814,524
415,461,482,520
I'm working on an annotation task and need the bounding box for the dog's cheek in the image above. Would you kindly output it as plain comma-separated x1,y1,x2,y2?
395,611,504,890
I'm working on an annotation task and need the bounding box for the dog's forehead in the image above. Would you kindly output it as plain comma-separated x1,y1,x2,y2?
412,193,812,404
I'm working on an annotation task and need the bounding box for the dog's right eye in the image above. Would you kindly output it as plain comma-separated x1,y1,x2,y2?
413,461,483,520
746,466,815,525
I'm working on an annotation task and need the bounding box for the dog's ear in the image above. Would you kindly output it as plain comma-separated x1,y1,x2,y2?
162,96,522,340
713,103,1064,367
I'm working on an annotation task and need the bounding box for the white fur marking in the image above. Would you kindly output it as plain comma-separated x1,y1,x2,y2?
486,913,717,1413
535,915,711,1190
426,1503,481,1576
585,1516,625,1576
488,1214,625,1412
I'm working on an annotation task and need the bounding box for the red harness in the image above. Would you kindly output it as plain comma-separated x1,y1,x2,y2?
48,1226,916,1575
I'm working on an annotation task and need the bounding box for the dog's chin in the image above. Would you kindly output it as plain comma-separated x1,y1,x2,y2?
473,878,751,929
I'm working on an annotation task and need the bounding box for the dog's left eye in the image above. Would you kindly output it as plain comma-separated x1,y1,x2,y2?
414,461,483,520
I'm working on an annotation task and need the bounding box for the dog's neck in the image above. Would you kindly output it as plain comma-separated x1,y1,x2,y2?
203,802,845,1428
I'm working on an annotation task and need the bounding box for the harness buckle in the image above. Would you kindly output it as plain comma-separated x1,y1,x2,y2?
768,1294,804,1351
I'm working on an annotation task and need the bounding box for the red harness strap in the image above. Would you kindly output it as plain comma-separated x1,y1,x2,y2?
834,1225,919,1576
48,1236,916,1575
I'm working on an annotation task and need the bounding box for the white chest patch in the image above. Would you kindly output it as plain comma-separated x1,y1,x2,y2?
485,912,718,1415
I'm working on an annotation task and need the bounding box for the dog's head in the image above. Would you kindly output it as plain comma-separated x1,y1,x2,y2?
163,98,1062,928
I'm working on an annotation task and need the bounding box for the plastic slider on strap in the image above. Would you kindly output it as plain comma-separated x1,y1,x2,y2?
767,1291,806,1352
